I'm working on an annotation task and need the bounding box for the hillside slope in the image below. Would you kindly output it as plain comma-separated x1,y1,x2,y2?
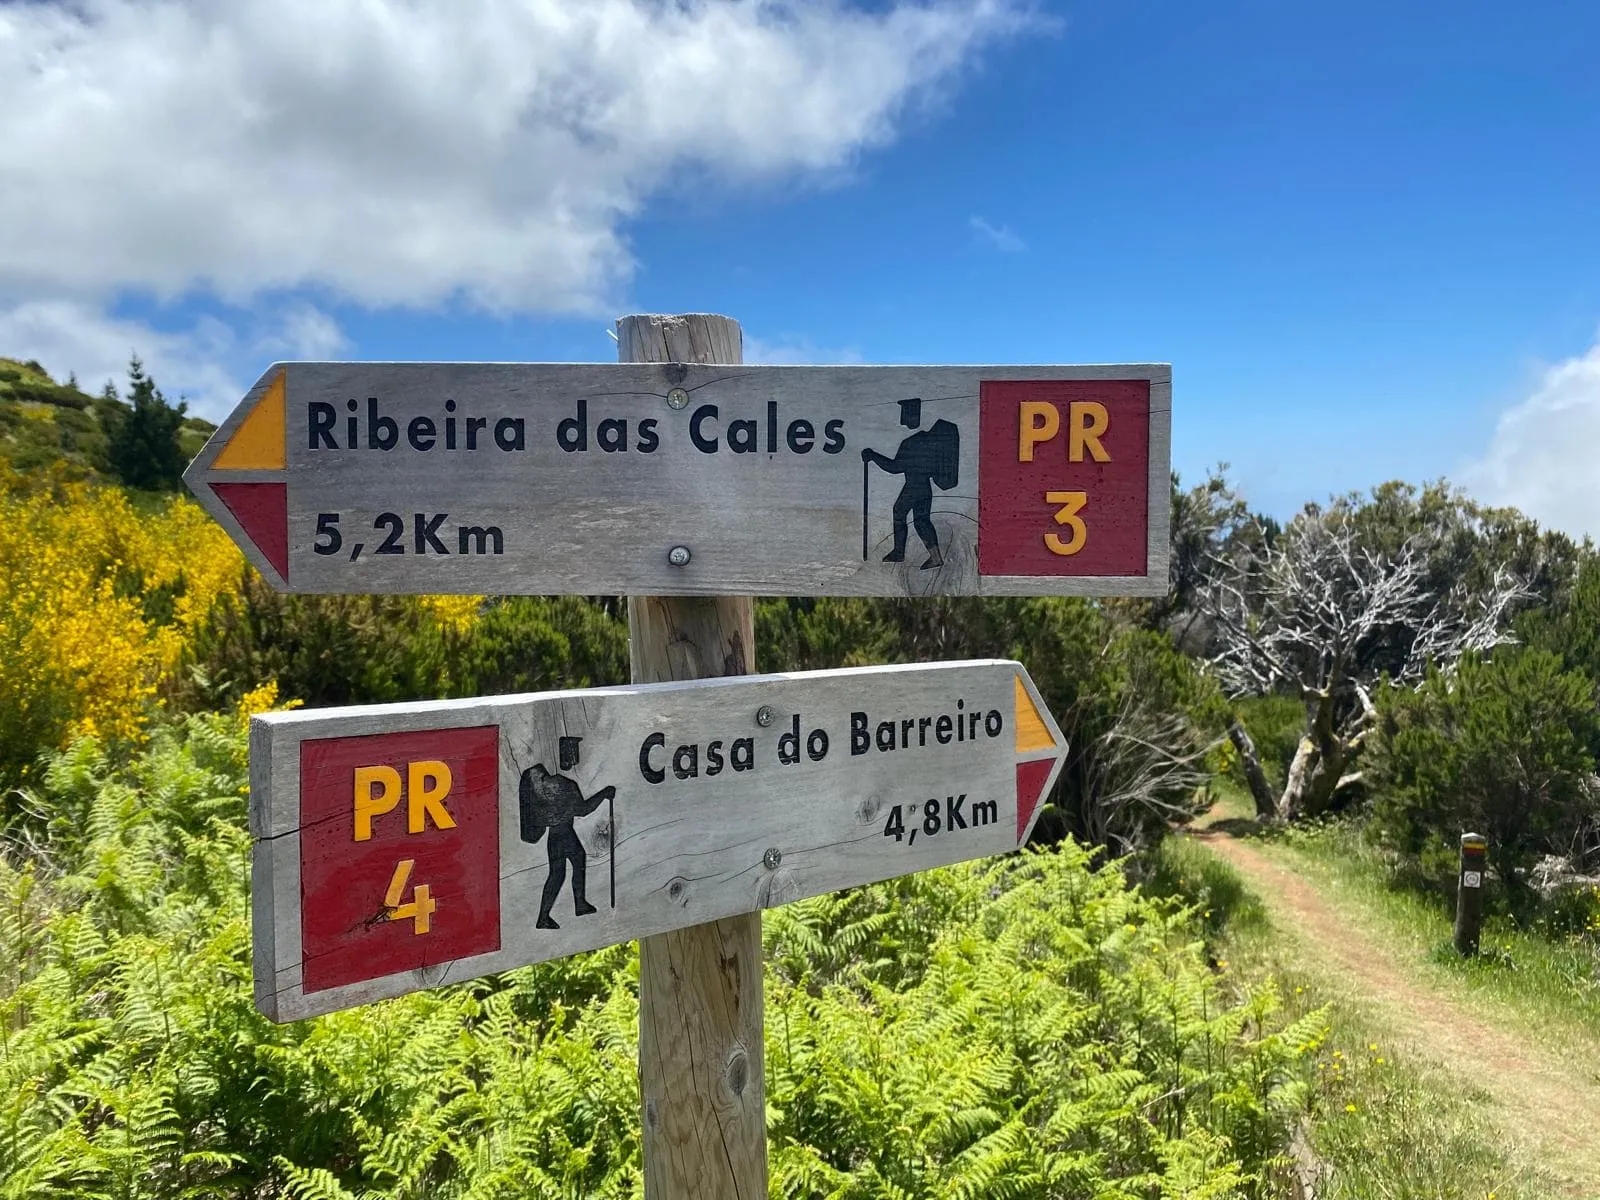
0,356,215,478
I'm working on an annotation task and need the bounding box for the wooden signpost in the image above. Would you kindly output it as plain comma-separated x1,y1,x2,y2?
183,358,1171,598
187,312,1172,1198
249,659,1067,1023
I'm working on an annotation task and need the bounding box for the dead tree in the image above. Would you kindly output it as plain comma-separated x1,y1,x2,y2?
1204,513,1529,822
1078,695,1219,855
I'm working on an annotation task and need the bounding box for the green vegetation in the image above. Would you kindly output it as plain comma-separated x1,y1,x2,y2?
1150,832,1570,1199
176,584,634,712
1247,807,1600,1063
102,356,190,492
3,716,1322,1198
1370,648,1600,916
0,356,214,484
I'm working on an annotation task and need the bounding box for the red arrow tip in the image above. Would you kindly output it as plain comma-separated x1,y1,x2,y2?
211,482,288,581
1015,757,1055,844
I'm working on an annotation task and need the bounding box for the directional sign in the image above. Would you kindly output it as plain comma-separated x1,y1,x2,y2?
249,659,1067,1021
187,362,1170,597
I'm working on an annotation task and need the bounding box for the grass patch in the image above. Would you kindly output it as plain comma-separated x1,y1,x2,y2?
1142,827,1269,944
1145,830,1569,1199
1306,1001,1553,1200
1223,790,1600,1065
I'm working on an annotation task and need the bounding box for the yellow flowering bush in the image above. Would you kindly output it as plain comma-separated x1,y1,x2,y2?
0,464,498,787
419,593,484,635
0,466,241,782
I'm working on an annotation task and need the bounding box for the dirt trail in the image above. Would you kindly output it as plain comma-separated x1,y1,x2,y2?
1191,824,1600,1198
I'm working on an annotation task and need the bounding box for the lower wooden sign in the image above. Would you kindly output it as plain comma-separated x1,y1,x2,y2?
250,660,1067,1021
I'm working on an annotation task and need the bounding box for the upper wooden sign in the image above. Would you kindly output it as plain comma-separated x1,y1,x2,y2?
250,660,1068,1021
185,362,1171,597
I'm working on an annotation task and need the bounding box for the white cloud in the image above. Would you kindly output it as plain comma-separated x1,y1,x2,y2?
254,302,351,362
744,333,864,365
0,0,1036,317
969,214,1024,253
0,297,353,418
1461,338,1600,538
0,299,243,413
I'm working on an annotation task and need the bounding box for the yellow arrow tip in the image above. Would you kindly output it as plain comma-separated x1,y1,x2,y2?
1014,675,1056,755
213,370,286,470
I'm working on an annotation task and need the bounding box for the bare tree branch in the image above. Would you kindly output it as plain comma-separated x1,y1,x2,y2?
1199,509,1533,818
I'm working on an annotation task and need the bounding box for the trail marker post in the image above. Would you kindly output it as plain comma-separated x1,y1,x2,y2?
1455,832,1488,956
192,311,1172,1198
617,312,764,1199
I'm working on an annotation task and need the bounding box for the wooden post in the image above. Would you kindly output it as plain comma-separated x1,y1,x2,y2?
1455,832,1488,956
619,313,767,1199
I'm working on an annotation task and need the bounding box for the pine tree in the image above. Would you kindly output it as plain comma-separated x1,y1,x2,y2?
104,355,188,491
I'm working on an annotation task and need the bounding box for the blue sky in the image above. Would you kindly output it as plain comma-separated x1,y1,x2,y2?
3,0,1598,527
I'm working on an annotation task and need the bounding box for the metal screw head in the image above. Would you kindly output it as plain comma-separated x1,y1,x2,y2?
667,545,691,567
755,705,775,728
666,387,690,409
763,847,782,870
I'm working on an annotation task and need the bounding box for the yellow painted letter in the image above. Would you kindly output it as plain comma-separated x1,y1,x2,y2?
408,760,456,833
384,858,436,934
353,765,401,841
1018,401,1060,462
1044,490,1088,556
1068,401,1110,462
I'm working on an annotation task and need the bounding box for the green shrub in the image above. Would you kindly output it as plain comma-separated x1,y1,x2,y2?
453,595,628,695
1369,649,1600,916
1520,553,1600,745
175,582,632,714
173,568,456,710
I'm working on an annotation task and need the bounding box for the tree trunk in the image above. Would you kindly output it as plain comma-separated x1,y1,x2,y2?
1228,720,1280,822
1281,736,1316,821
1281,693,1351,821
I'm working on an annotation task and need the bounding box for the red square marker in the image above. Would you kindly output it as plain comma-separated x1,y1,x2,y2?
978,379,1150,577
299,727,500,993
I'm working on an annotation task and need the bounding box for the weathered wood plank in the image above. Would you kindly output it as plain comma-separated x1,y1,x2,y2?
248,659,1067,1023
185,361,1171,598
622,311,767,1200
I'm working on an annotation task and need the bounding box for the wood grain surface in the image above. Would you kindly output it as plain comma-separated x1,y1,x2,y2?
623,311,767,1200
186,359,1171,599
247,659,1067,1023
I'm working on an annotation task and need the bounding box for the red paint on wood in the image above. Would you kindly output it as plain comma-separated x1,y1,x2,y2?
299,726,501,994
977,379,1150,577
1016,757,1056,843
211,481,289,581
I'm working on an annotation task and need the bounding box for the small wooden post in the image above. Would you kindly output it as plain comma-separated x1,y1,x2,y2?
619,313,767,1199
1455,832,1488,956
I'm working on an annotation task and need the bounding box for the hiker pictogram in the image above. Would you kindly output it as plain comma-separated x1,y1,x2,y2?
518,735,615,929
861,397,961,569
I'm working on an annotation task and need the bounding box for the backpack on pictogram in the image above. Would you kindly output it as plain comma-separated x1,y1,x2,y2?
928,419,960,490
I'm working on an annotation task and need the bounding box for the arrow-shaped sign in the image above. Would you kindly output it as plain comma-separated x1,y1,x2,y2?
250,659,1067,1021
187,361,1170,599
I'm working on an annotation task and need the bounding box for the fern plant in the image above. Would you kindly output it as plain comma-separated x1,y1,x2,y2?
3,714,1321,1199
